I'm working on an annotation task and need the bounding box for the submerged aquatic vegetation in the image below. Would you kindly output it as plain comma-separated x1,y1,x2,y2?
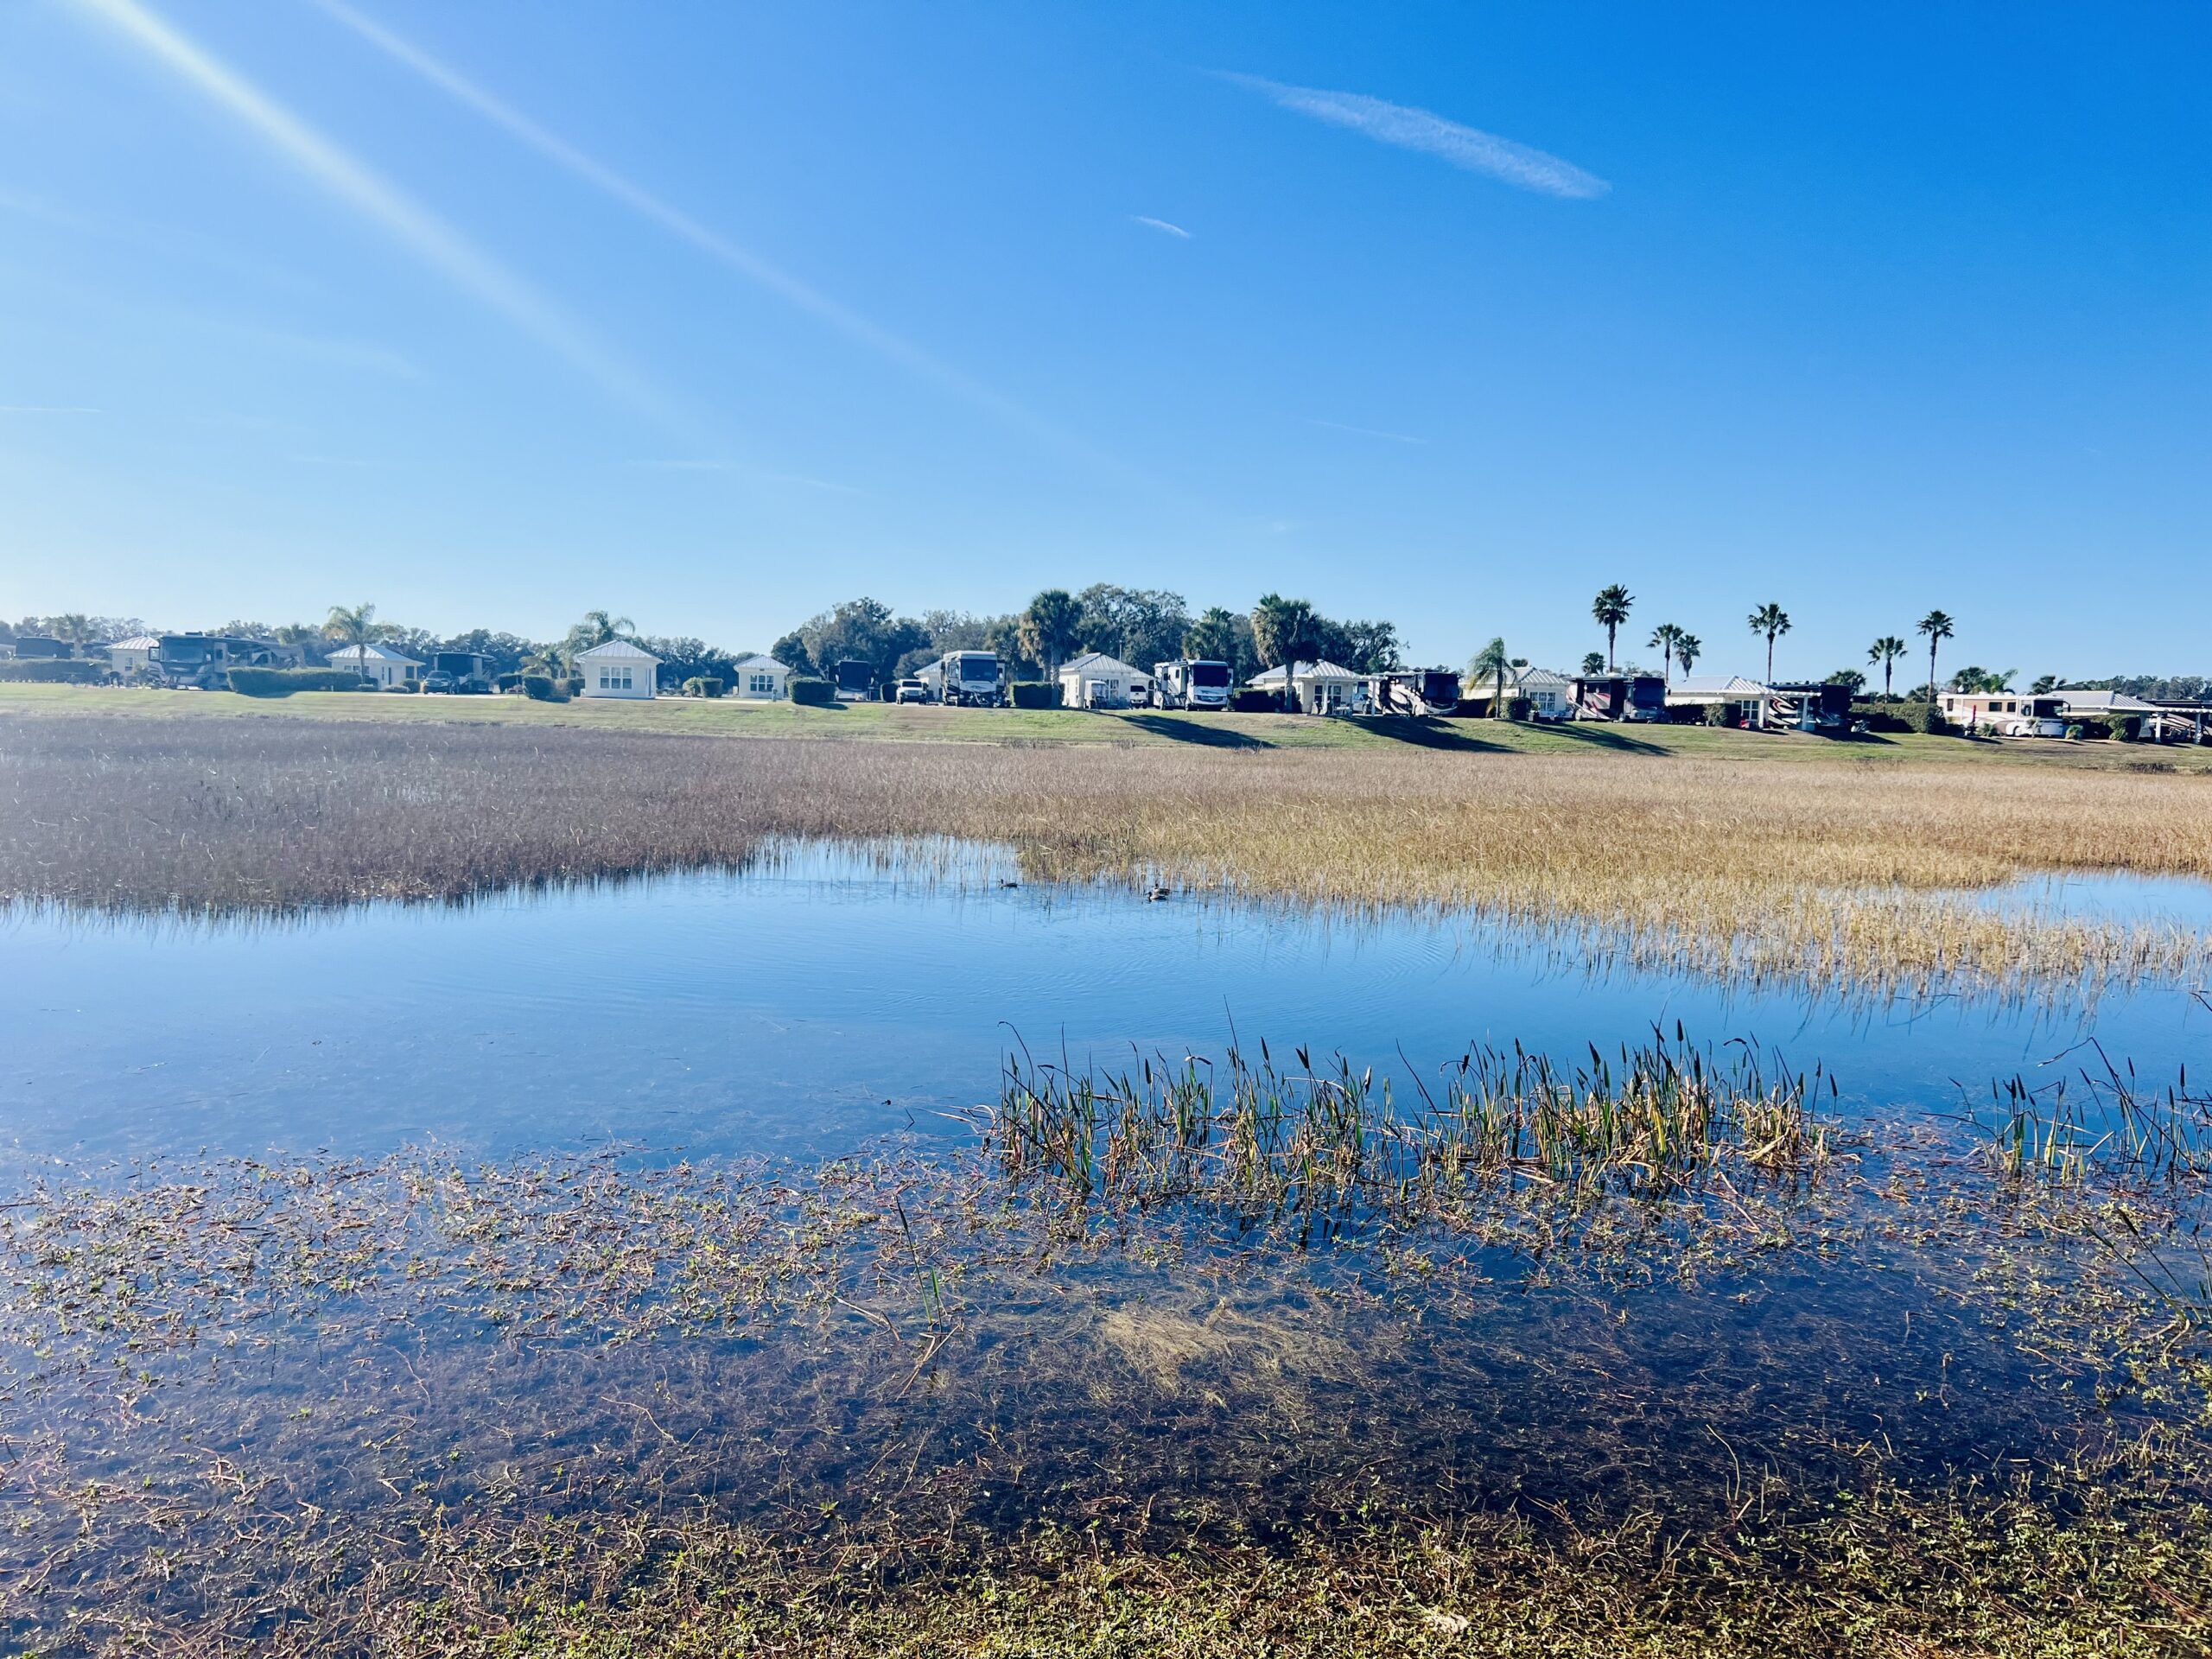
4,714,2212,993
3,1033,2212,1654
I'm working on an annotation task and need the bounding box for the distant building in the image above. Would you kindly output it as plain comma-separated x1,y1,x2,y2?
1665,675,1770,726
325,643,423,689
1249,659,1365,715
106,635,162,677
1057,652,1152,709
575,639,660,700
729,653,792,701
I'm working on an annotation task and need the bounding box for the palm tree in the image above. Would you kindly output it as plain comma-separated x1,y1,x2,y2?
1916,610,1955,702
1016,589,1083,682
562,610,634,674
323,602,391,677
1466,637,1514,717
1580,652,1607,678
1251,594,1321,712
1746,602,1791,685
50,613,95,651
1591,585,1633,671
1674,632,1702,676
1648,623,1686,685
1866,635,1908,699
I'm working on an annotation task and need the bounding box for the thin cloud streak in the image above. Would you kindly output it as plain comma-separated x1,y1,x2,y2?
68,0,691,434
307,0,1121,475
1308,417,1426,445
1131,215,1192,238
1222,73,1608,200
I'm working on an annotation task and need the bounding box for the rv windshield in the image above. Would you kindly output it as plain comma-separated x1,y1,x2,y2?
1191,663,1230,687
959,658,1001,683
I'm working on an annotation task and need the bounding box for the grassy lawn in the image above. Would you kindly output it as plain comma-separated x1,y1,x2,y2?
6,683,2208,771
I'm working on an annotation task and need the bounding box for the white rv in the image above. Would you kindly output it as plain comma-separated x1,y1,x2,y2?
1150,658,1232,710
916,651,1007,708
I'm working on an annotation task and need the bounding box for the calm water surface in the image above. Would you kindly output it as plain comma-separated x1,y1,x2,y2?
3,843,2206,1161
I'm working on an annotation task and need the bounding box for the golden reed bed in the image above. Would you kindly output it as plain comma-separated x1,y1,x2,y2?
3,715,2208,993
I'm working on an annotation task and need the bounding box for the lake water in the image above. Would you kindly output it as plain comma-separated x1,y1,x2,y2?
3,842,2207,1163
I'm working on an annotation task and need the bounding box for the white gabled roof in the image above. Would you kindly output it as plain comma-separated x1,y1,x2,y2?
1251,659,1360,683
575,639,660,664
1060,652,1147,679
327,643,423,666
1669,675,1769,697
730,653,791,673
109,635,161,652
2049,689,2157,713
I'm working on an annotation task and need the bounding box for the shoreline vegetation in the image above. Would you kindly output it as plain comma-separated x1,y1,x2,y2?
3,1032,2209,1654
4,709,2210,994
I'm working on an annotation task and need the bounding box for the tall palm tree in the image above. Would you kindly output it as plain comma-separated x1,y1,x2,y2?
1591,585,1633,671
1866,635,1908,699
323,602,391,677
1017,589,1083,681
1916,610,1955,703
1674,632,1702,676
1647,622,1686,685
50,613,94,651
1466,637,1514,717
563,610,635,672
1746,602,1791,685
1252,594,1321,712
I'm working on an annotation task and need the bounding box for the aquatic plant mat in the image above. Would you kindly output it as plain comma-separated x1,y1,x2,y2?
7,1035,2212,1654
6,715,2212,994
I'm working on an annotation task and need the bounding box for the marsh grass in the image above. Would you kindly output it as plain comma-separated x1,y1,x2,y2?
4,1032,2212,1654
5,715,2212,992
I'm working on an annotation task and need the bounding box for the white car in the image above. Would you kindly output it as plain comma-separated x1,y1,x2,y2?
894,677,930,705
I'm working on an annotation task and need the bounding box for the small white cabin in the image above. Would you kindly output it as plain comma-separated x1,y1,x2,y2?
1057,652,1151,709
326,643,423,689
576,639,660,700
106,635,161,677
1250,659,1364,715
729,653,793,701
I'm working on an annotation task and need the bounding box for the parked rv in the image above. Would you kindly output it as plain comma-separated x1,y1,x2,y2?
832,659,876,702
1571,674,1668,721
423,651,496,694
1150,658,1232,710
1369,668,1461,717
916,651,1006,708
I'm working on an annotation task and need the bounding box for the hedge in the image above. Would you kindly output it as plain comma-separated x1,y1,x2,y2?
519,674,567,702
790,677,837,707
682,677,725,699
1010,681,1055,709
226,667,374,696
1230,689,1278,713
1505,696,1533,722
0,658,104,683
1852,699,1950,735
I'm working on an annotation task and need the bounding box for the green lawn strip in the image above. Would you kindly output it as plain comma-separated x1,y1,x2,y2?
3,683,2207,771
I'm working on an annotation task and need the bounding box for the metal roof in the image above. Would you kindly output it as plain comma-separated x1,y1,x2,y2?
1250,659,1360,683
575,639,660,662
327,643,423,665
1060,652,1147,678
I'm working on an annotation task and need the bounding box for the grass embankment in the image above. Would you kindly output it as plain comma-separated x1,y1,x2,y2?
7,682,2210,771
4,713,2209,993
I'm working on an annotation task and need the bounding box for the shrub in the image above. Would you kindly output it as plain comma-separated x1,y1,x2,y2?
1704,703,1734,728
566,677,586,698
790,677,837,707
1010,681,1055,709
1505,696,1533,722
226,667,374,697
0,658,104,683
1230,689,1277,713
1851,699,1948,735
520,674,567,702
682,677,725,699
2113,715,2141,742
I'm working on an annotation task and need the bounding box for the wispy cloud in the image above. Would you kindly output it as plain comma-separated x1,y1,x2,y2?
1308,417,1426,445
305,0,1118,474
1131,215,1192,239
68,0,690,432
1221,73,1608,200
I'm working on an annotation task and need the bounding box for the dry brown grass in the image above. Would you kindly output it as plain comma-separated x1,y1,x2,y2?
3,714,2209,991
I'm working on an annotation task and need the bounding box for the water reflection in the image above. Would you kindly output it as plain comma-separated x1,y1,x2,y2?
2,841,2206,1162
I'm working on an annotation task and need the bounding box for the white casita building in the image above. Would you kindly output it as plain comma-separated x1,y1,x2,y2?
326,643,423,689
576,639,660,700
730,653,793,700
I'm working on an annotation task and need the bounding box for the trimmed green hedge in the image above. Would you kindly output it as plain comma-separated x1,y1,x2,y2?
520,674,567,702
1010,681,1055,709
790,677,837,707
1230,689,1278,713
1852,699,1950,735
226,667,374,696
1505,696,1533,722
682,677,725,699
0,658,104,683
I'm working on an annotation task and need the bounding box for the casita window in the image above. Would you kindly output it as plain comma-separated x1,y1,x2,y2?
749,671,775,694
599,667,633,690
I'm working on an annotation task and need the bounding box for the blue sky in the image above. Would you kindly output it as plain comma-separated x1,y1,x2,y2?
2,0,2204,678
